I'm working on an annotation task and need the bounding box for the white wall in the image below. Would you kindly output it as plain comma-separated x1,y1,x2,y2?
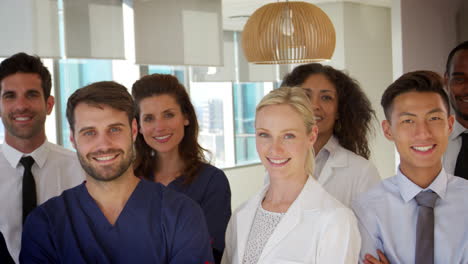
399,0,462,75
342,2,395,179
320,2,395,179
223,164,265,210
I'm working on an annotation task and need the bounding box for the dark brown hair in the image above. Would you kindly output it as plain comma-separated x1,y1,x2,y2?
132,74,207,184
381,70,450,120
282,63,376,159
0,52,52,99
66,81,135,133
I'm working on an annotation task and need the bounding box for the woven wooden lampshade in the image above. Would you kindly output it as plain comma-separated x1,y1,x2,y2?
242,1,336,64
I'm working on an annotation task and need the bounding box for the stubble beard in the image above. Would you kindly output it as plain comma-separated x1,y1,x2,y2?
77,144,135,182
3,110,46,140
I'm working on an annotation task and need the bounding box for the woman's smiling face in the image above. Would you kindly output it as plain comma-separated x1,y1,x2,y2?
300,74,338,141
138,94,189,156
255,104,316,179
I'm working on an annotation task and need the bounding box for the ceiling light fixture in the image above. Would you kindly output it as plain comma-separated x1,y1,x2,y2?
242,1,336,64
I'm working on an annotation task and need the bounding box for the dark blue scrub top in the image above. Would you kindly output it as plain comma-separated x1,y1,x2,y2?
166,164,231,252
20,180,214,264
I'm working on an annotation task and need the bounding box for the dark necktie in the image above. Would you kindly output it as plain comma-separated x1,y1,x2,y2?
20,156,36,224
0,232,14,264
414,190,438,264
455,133,468,179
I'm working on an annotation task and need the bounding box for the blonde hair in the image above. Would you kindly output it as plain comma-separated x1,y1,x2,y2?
256,86,316,176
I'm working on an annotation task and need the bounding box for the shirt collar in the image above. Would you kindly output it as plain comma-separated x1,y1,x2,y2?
1,140,50,168
450,119,467,140
396,167,447,203
319,136,339,155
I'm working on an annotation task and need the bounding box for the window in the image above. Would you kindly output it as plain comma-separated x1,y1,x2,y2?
190,81,234,167
233,82,273,165
57,59,113,148
187,81,274,167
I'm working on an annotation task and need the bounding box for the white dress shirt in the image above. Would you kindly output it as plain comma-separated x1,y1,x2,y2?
0,141,84,263
352,168,468,264
315,136,381,207
443,120,467,175
222,176,361,264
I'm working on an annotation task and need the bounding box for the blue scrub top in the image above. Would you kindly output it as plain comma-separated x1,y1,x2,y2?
167,164,231,253
20,180,214,264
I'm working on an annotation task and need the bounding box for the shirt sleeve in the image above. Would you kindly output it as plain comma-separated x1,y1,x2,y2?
19,208,58,264
357,161,381,195
167,195,215,264
200,167,231,253
317,208,361,264
351,200,382,263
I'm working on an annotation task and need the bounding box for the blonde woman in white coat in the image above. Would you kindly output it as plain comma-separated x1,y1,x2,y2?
222,87,361,264
282,64,380,207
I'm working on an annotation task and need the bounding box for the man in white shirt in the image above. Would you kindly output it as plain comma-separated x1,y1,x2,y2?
353,71,468,264
443,41,468,178
0,52,84,262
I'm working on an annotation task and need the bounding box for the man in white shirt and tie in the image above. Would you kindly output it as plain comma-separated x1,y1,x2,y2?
353,71,468,264
443,41,468,178
0,52,84,262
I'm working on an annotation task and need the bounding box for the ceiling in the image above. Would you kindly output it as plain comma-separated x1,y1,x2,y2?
221,0,392,30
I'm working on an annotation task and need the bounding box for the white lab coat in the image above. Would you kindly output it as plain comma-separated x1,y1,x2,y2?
317,137,381,207
222,176,361,264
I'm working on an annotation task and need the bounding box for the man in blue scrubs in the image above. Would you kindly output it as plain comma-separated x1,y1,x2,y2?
352,71,468,264
20,81,214,263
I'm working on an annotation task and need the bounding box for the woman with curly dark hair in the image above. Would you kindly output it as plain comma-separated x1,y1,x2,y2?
132,74,231,263
282,63,380,206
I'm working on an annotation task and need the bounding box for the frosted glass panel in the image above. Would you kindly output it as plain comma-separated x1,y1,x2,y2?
191,31,236,82
0,0,60,58
134,0,223,66
182,10,221,65
64,0,125,59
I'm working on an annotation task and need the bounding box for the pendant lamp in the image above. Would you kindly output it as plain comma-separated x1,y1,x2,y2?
242,1,336,64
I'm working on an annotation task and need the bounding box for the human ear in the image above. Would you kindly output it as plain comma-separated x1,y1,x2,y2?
46,95,55,115
382,120,394,141
69,130,77,150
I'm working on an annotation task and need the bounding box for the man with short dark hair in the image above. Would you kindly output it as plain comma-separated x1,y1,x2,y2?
443,40,468,179
20,81,214,263
352,71,468,264
0,52,84,262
